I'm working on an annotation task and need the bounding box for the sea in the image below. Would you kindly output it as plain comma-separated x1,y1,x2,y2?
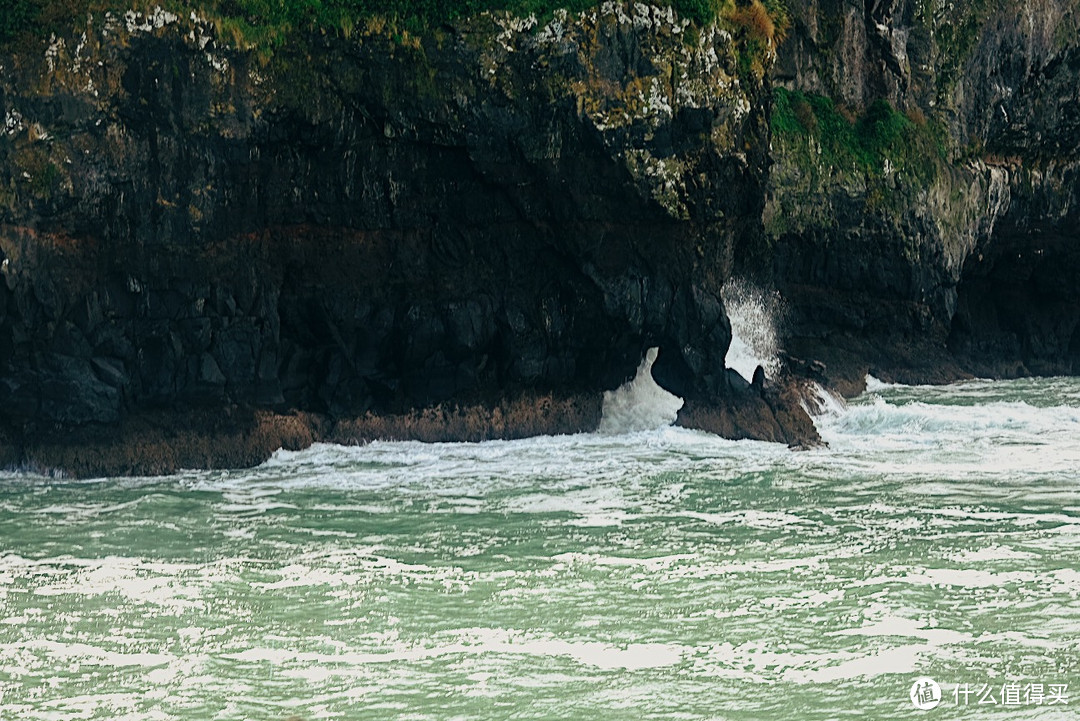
1,293,1079,720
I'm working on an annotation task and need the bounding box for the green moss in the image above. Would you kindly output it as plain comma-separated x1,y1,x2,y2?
0,0,744,49
771,88,944,184
769,84,801,134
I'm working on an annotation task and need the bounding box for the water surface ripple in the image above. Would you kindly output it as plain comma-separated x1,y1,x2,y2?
1,378,1078,719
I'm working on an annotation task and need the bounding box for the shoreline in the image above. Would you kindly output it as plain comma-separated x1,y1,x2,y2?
0,361,1015,479
2,371,831,478
2,393,606,478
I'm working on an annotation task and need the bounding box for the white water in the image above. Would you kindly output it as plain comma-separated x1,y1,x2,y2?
800,377,847,417
722,279,784,382
597,278,793,434
2,377,1079,719
722,279,846,418
865,374,903,392
599,281,840,432
598,347,684,433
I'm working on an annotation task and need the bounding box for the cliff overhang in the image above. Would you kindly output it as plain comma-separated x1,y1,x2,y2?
0,4,817,476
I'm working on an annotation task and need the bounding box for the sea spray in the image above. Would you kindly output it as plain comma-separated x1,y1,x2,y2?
865,374,902,392
598,347,684,433
721,279,784,382
800,380,847,418
722,279,845,418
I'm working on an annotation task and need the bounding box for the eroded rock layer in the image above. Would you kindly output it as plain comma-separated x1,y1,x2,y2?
762,0,1080,390
0,5,816,475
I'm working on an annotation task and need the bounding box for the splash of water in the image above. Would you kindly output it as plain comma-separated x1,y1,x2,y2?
865,374,902,392
800,381,847,418
722,280,846,419
722,279,784,382
598,347,684,433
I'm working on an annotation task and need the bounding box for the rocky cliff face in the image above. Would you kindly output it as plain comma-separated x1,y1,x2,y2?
4,0,1077,476
0,5,817,475
762,0,1080,389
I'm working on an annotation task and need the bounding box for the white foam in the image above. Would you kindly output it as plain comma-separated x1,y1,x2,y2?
224,627,684,672
691,640,930,684
6,640,175,668
722,279,784,381
785,644,926,682
864,374,902,391
598,347,684,433
829,614,971,644
800,381,847,418
945,545,1039,563
680,509,810,529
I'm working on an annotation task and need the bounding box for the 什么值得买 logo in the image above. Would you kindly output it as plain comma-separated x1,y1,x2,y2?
910,677,942,710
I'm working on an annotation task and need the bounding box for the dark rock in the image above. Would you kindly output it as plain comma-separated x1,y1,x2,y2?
0,7,820,473
90,356,128,390
11,1,1074,473
763,0,1080,390
751,365,766,395
39,355,121,425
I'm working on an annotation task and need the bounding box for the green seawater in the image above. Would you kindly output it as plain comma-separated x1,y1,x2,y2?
1,378,1078,719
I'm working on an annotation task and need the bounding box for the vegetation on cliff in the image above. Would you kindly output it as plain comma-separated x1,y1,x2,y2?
2,0,788,47
762,86,954,253
770,88,946,185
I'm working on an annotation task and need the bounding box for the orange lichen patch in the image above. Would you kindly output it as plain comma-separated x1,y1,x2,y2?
726,1,778,46
331,392,602,444
12,392,604,478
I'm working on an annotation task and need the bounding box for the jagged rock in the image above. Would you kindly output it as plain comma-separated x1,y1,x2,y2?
0,6,816,475
761,0,1080,392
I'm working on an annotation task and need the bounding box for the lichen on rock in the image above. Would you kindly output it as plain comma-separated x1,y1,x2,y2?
0,3,816,475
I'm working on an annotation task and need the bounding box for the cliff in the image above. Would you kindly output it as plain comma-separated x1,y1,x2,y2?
0,4,816,475
3,0,1078,477
760,0,1080,391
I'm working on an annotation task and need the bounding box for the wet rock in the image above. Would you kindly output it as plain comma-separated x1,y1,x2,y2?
0,6,789,474
751,365,766,396
763,0,1080,389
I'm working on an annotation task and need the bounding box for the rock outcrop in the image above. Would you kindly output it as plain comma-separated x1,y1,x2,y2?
5,0,1078,476
760,0,1080,389
0,4,817,475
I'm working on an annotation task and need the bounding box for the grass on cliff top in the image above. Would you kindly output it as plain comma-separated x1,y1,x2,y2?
772,87,946,183
1,0,788,48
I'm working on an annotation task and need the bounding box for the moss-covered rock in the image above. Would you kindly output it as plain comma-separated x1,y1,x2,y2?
761,0,1080,386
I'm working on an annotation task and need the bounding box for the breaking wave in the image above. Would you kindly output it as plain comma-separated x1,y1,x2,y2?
598,347,684,433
